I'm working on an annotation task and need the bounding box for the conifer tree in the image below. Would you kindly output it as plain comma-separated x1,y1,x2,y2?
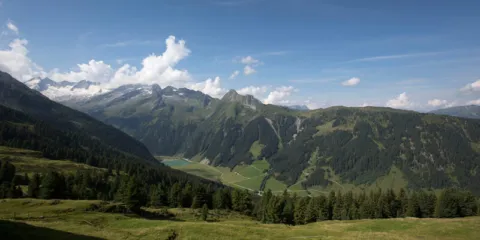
317,195,328,221
281,191,294,224
397,188,408,217
333,191,344,220
305,197,317,223
201,203,209,221
327,191,336,220
293,197,307,225
407,191,421,218
27,173,41,198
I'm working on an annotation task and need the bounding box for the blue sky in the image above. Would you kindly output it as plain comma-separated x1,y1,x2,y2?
1,0,480,110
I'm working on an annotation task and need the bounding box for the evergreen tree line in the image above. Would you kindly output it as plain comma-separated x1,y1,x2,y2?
254,189,480,225
1,159,479,224
0,160,253,213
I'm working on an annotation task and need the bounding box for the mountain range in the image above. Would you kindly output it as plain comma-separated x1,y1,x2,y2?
16,77,480,195
430,105,480,119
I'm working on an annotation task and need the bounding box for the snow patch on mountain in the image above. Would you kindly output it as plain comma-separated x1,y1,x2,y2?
24,77,109,101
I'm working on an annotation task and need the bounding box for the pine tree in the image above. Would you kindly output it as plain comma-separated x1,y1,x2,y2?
201,203,209,221
168,183,182,207
40,171,65,199
231,189,241,212
0,161,15,183
359,195,374,219
407,191,421,218
317,195,328,221
332,192,344,220
122,176,147,212
27,173,41,198
181,184,193,208
305,197,317,223
260,189,273,223
293,197,307,225
327,191,336,220
397,188,408,217
149,184,164,207
191,186,207,209
281,191,294,224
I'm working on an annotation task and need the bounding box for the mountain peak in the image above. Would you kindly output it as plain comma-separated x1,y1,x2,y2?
223,89,239,99
222,89,262,110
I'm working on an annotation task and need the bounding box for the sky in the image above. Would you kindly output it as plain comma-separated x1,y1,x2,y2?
1,0,480,111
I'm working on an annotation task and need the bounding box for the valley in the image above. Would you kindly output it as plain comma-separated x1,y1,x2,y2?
1,1,480,239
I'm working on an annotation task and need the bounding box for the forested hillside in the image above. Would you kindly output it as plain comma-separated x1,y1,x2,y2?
64,85,480,195
0,71,154,162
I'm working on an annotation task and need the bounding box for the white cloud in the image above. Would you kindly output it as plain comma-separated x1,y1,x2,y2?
0,39,46,81
189,76,226,98
237,85,269,98
304,99,324,110
361,102,369,107
467,99,480,105
49,60,114,83
386,92,412,109
264,86,295,105
461,79,480,92
341,77,360,86
244,65,256,75
6,20,19,35
0,34,208,93
229,70,239,80
241,56,259,65
427,99,448,107
48,35,191,88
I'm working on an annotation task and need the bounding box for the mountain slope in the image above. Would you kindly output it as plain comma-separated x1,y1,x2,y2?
29,81,480,194
430,105,480,119
0,71,155,163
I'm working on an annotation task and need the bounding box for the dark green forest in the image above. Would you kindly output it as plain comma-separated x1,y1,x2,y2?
1,159,478,225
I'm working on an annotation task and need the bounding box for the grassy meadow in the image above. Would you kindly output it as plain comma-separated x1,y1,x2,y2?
0,198,479,240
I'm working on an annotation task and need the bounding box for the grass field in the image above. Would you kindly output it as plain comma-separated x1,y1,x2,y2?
158,157,270,192
0,146,104,175
1,198,479,240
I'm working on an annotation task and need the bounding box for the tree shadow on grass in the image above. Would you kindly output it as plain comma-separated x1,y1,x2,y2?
0,220,104,240
124,209,185,222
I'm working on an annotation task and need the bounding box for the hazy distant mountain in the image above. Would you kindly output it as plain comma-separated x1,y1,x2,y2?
287,105,309,111
430,105,480,119
24,77,107,101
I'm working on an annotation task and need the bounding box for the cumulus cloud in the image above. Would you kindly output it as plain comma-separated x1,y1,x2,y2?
303,99,324,110
48,35,192,88
467,99,480,105
0,38,46,81
6,20,19,35
461,79,480,92
244,65,256,75
237,85,269,98
49,60,114,83
240,56,259,65
341,77,360,86
0,31,230,98
229,70,239,80
189,76,226,98
427,99,448,107
386,92,412,109
264,86,295,105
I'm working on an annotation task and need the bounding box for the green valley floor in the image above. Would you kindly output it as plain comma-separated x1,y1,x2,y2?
1,199,479,240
